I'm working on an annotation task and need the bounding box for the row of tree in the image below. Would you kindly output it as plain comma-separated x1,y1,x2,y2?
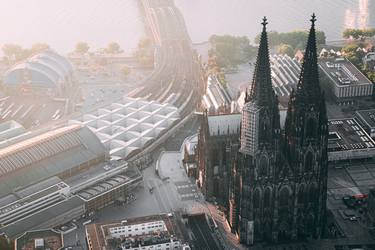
134,37,153,67
254,30,326,58
341,42,375,83
208,35,257,69
74,42,123,54
343,28,375,40
2,43,50,63
1,41,125,64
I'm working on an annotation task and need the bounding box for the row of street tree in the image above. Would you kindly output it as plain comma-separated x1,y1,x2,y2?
1,42,125,65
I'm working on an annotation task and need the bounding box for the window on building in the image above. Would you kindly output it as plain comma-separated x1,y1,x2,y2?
259,155,268,176
309,185,316,203
264,188,271,207
298,186,305,204
306,118,316,138
279,187,290,207
305,152,314,172
253,189,261,209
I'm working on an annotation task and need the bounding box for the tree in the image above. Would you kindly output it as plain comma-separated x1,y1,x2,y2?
254,30,326,49
341,43,365,66
96,57,107,66
137,37,152,49
135,37,153,67
278,44,294,57
209,35,257,68
105,42,121,54
2,43,23,61
120,65,131,78
30,43,50,54
75,42,89,54
343,28,375,39
0,235,12,250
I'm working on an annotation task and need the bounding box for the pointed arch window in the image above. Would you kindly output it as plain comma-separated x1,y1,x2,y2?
264,188,272,207
254,189,261,209
259,155,268,176
297,185,305,204
305,152,314,172
279,187,290,208
309,185,316,203
260,120,269,141
305,117,316,138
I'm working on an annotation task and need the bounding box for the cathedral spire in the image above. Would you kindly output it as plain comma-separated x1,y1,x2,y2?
295,13,321,102
246,17,275,106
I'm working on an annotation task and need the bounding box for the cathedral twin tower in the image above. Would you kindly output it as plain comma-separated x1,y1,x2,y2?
229,14,328,244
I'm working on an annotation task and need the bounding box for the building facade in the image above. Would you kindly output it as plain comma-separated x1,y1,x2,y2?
319,57,373,100
85,214,184,250
197,112,241,206
196,16,329,245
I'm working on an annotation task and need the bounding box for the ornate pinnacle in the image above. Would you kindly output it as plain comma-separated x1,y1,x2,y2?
310,13,317,26
262,16,268,30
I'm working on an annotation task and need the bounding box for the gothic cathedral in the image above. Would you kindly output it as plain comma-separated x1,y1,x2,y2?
228,15,328,244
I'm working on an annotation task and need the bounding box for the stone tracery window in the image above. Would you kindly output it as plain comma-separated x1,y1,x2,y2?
254,189,261,209
305,151,314,172
305,117,316,138
279,187,290,208
264,188,271,207
259,155,268,176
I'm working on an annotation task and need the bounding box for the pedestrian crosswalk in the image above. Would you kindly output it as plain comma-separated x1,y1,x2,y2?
175,181,200,201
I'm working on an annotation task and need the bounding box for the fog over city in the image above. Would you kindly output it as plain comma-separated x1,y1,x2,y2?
0,0,374,53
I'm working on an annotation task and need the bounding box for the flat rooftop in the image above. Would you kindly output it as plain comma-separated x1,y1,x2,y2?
319,58,372,86
328,118,375,152
75,166,142,201
86,214,182,250
356,109,375,129
15,229,63,250
328,118,375,161
1,196,84,238
0,181,68,217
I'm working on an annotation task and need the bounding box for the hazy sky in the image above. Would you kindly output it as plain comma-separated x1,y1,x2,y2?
0,0,143,53
0,0,373,55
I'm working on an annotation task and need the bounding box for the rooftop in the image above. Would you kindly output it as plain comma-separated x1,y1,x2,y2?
207,113,241,136
356,109,375,129
0,120,26,141
203,75,232,112
4,50,73,89
15,229,63,250
270,54,301,97
328,118,375,161
86,214,182,250
0,125,106,197
75,165,142,201
1,196,84,238
69,96,180,159
319,57,372,86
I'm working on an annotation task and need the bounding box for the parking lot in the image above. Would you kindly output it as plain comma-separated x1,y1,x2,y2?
327,162,375,240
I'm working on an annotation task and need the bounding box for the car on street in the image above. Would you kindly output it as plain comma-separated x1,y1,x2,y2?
342,195,356,208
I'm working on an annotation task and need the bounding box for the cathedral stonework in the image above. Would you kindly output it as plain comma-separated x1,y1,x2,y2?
199,15,328,246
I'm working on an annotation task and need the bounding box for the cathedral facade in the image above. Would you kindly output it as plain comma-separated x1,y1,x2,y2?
198,15,328,245
231,15,328,245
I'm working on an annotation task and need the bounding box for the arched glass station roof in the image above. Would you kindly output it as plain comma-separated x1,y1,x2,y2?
3,50,73,89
